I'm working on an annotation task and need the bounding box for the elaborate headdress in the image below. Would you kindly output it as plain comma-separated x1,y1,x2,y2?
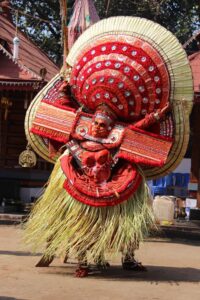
69,27,170,122
25,16,193,178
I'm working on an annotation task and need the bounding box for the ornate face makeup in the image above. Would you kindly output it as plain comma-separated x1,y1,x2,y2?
90,104,116,138
91,117,110,138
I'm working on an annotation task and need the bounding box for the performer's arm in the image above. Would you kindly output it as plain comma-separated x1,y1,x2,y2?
132,102,170,130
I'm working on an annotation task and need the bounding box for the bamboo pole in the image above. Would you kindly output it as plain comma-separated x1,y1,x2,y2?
60,0,68,67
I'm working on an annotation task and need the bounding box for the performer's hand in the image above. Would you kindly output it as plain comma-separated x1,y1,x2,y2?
154,102,171,121
130,102,171,129
58,81,69,93
161,102,171,114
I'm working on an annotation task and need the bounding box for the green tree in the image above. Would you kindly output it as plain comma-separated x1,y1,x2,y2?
10,0,200,64
98,0,200,43
10,0,63,64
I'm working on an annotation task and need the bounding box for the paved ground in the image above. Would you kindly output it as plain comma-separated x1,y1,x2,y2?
0,225,200,300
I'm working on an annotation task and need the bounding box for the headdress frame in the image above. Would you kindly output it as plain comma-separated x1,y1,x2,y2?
25,17,193,179
67,16,193,179
25,74,62,163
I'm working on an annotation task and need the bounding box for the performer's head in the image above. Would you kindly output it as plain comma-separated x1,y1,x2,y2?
91,104,116,138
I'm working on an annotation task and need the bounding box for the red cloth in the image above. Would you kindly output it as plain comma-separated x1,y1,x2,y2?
61,154,142,207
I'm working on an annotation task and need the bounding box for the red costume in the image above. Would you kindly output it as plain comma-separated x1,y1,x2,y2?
24,16,193,277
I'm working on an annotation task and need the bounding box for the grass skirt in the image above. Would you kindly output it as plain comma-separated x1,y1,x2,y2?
24,156,155,262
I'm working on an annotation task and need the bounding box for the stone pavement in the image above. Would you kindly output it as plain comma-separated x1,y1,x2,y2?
0,225,200,300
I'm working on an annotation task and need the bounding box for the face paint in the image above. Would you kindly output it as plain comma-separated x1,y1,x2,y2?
91,117,110,138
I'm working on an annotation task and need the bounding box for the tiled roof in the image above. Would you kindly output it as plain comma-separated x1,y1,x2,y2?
0,44,41,80
188,51,200,92
0,14,59,82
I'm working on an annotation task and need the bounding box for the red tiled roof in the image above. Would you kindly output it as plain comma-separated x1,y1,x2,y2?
0,46,45,90
189,51,200,92
0,46,39,80
0,14,59,82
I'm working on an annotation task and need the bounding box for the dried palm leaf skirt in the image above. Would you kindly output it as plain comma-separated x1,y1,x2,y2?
24,155,155,262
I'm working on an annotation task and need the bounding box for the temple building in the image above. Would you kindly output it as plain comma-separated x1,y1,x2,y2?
0,1,59,209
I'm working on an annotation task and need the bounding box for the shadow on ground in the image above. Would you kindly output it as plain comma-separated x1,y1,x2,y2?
45,264,200,284
0,250,42,257
0,297,25,300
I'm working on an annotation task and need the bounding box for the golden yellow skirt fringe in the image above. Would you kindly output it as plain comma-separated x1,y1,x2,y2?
24,155,155,262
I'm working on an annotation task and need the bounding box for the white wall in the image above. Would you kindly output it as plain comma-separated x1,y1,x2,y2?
173,158,191,173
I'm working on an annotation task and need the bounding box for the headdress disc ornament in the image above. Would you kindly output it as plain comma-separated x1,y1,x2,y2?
70,34,170,122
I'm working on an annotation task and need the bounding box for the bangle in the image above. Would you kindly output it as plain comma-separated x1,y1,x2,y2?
154,112,160,120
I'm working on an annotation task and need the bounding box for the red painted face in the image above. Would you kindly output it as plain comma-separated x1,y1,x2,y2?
91,117,110,138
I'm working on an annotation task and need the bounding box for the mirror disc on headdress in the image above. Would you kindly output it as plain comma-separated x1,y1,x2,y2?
70,35,170,121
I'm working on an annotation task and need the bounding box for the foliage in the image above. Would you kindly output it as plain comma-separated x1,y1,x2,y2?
96,0,200,43
10,0,74,65
10,0,200,64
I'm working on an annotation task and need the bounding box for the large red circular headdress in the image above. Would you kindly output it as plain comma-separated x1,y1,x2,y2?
66,16,193,178
25,17,193,179
69,34,170,122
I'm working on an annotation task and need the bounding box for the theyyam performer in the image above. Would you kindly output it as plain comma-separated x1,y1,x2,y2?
24,16,193,277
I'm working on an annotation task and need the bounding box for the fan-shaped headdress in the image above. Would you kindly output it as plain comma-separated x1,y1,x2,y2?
25,16,193,179
69,29,170,122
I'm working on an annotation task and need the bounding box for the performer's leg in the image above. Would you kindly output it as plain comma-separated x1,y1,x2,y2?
35,254,55,267
122,242,147,271
35,236,55,267
61,251,69,264
36,244,70,266
94,252,110,269
75,251,89,277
